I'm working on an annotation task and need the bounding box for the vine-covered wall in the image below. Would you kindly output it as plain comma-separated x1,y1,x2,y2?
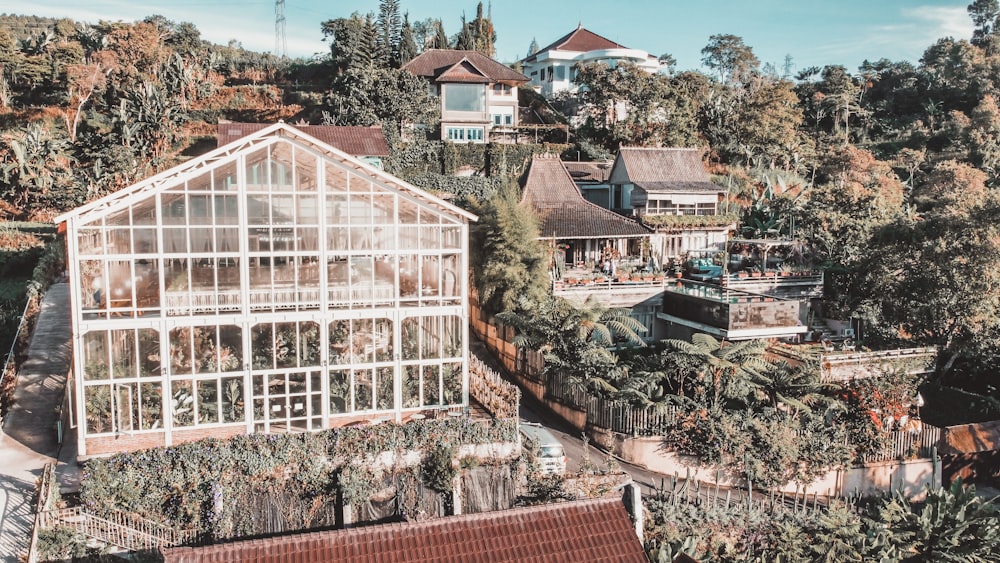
80,418,518,541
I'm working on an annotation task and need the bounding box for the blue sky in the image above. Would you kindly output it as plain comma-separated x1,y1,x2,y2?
21,1,975,74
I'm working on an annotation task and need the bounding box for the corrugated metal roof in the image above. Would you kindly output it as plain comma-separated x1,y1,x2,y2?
613,147,722,194
403,49,528,84
217,122,390,156
522,155,650,239
161,497,646,563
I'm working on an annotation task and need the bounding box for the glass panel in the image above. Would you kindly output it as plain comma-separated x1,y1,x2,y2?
376,366,394,411
330,369,349,413
171,380,194,427
322,159,348,192
442,255,460,299
78,228,103,255
138,329,160,377
402,365,420,408
354,369,373,411
132,199,157,226
110,329,136,379
298,322,321,367
83,331,109,381
213,161,238,192
161,192,187,225
187,170,212,192
197,379,220,424
421,317,440,360
133,229,157,254
169,327,194,375
80,260,105,309
443,316,462,358
252,324,274,370
422,365,441,406
295,152,318,191
401,318,419,361
139,382,163,430
443,363,462,405
221,377,244,423
84,385,113,433
106,228,132,254
444,83,484,112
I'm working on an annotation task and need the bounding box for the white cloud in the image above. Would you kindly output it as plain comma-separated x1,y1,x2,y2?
907,5,975,41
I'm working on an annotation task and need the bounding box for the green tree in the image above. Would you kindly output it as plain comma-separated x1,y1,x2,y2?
468,182,549,317
397,13,418,66
574,61,703,149
969,0,1000,50
454,3,495,57
701,33,759,85
376,0,402,66
431,19,449,49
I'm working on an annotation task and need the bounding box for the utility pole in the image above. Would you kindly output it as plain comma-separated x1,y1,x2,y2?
275,0,287,58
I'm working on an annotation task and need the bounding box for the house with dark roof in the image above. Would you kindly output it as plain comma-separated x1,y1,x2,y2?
563,160,613,208
403,49,529,143
217,121,390,168
520,25,661,97
609,147,735,261
521,155,670,338
522,154,651,269
161,497,647,563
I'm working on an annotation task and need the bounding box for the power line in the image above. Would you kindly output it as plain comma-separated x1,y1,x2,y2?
275,0,287,57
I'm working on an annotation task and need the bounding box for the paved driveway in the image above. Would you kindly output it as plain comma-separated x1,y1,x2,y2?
0,283,72,563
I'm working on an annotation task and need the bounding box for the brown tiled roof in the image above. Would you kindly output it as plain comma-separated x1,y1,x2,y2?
161,498,646,563
524,26,652,64
613,147,722,194
217,122,390,156
522,155,650,239
563,160,613,183
403,49,528,84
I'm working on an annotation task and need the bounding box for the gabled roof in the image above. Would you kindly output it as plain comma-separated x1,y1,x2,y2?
522,155,650,239
403,49,528,84
217,122,390,157
55,122,476,225
612,148,722,194
563,160,613,184
161,497,647,563
526,26,627,63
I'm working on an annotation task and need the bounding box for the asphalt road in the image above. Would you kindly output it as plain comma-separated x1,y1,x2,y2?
517,382,677,495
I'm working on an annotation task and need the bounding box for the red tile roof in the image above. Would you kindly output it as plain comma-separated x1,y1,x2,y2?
612,147,722,194
522,155,650,239
403,49,528,84
530,26,626,59
161,498,646,563
217,122,390,157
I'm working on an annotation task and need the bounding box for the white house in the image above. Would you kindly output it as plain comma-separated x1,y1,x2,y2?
520,25,661,97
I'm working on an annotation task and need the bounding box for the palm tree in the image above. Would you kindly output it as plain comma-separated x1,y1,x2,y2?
661,334,773,409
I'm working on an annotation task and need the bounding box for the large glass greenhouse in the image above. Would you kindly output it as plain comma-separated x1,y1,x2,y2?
56,123,475,456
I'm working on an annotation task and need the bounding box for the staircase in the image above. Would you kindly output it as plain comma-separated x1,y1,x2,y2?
38,507,197,552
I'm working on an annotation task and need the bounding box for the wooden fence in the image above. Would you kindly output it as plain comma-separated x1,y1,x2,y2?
468,356,520,420
37,506,197,552
862,424,942,464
